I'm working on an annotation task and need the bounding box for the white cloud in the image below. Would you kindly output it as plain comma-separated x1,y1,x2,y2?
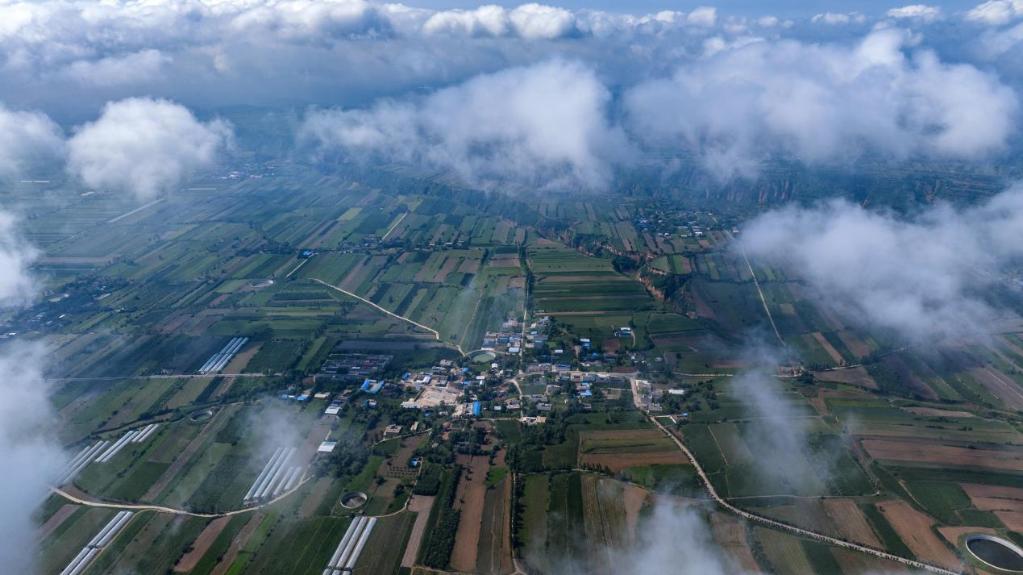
67,98,232,199
0,341,63,574
63,49,170,86
886,4,942,22
421,3,576,39
0,103,64,179
740,186,1023,344
624,28,1018,180
966,0,1023,25
0,211,62,574
686,6,718,28
300,59,629,191
811,12,867,25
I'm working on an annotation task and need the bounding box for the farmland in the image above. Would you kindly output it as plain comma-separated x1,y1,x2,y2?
11,165,1022,575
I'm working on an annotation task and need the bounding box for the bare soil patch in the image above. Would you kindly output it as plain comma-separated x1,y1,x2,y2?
211,513,263,575
996,510,1023,531
580,451,688,472
876,501,961,571
402,495,435,568
813,366,878,389
450,454,489,572
812,332,844,364
174,516,230,572
823,499,882,548
962,483,1023,511
904,407,975,418
38,504,79,540
709,511,760,572
862,438,1023,472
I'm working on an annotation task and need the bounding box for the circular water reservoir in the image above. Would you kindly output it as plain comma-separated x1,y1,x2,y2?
965,534,1023,572
340,492,368,509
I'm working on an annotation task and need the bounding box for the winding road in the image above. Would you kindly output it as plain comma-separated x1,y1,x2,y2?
648,415,960,575
50,476,313,519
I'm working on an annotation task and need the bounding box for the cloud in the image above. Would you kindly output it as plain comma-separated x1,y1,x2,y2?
811,12,867,25
226,0,394,41
62,49,170,86
67,98,232,199
0,103,64,179
729,347,834,493
966,0,1023,25
0,205,63,573
886,4,942,22
0,341,64,574
299,59,630,191
0,213,38,307
624,28,1018,180
739,185,1023,344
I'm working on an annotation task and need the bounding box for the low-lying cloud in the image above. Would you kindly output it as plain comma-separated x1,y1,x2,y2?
625,28,1018,180
0,206,64,573
67,98,232,199
0,103,64,179
300,59,629,191
740,185,1023,344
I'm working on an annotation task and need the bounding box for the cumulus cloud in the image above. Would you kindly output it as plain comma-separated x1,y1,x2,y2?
300,59,629,191
67,98,232,199
886,4,942,22
0,104,64,179
740,186,1023,344
624,28,1018,180
811,12,867,25
966,0,1023,25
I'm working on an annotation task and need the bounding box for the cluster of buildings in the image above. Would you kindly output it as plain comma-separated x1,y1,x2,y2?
318,352,392,381
481,318,523,354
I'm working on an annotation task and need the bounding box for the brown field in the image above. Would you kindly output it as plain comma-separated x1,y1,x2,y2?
433,256,460,283
996,510,1023,531
823,499,882,548
402,495,435,568
861,438,1023,472
961,483,1023,513
876,501,962,571
211,513,263,575
938,525,998,548
223,342,261,373
968,366,1023,410
813,366,878,389
174,516,229,572
836,330,872,358
622,483,647,541
811,332,845,364
450,454,490,572
904,406,975,418
580,451,688,473
708,512,760,572
476,477,514,575
763,500,840,539
38,504,79,540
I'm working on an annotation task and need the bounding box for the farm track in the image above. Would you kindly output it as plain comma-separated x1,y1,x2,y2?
312,277,466,355
648,416,961,575
50,475,312,518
